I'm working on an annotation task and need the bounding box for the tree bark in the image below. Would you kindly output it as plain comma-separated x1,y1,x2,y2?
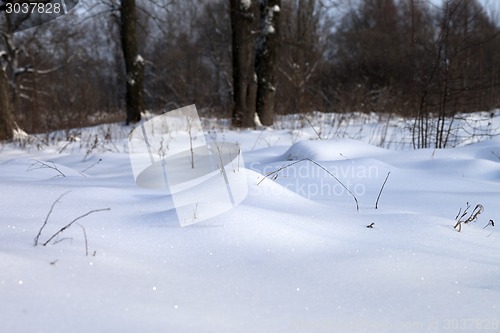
255,0,280,126
0,68,14,140
0,13,14,140
230,0,257,128
120,0,144,125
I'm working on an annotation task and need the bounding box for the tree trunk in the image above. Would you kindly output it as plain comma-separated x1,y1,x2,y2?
230,0,257,128
0,68,14,140
0,12,14,141
255,0,280,126
120,0,144,125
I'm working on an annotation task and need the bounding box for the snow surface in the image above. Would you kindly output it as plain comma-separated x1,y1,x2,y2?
1,114,499,332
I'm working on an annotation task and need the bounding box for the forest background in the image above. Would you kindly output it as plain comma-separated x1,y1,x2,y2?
1,0,499,149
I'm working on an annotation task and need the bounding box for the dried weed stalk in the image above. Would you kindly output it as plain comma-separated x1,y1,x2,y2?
34,191,71,246
375,171,391,209
34,192,110,254
28,160,66,178
42,208,111,246
258,158,359,212
454,202,484,232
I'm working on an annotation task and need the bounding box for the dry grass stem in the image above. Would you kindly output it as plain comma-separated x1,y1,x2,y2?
454,202,484,232
34,191,71,246
258,158,359,212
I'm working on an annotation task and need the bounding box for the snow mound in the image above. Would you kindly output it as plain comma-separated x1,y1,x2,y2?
244,168,321,211
282,139,390,161
0,158,84,181
405,158,500,182
1,118,500,333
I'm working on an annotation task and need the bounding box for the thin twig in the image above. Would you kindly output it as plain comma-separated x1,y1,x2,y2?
80,158,102,175
483,219,494,229
34,191,71,246
187,115,195,169
77,223,89,256
454,206,463,220
28,160,66,178
339,153,350,160
53,237,73,245
303,114,323,140
84,135,99,162
258,158,359,212
42,208,111,246
375,172,391,209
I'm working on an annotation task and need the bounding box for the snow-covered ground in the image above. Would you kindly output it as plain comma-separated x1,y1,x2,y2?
1,112,499,332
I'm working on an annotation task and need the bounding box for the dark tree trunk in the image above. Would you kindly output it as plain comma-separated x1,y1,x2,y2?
230,0,257,128
0,12,14,141
120,0,144,125
0,68,14,140
255,0,280,126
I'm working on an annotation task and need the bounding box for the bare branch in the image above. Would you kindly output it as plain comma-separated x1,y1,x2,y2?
77,223,89,256
34,191,71,246
27,159,66,178
258,158,359,212
42,208,111,246
375,172,391,209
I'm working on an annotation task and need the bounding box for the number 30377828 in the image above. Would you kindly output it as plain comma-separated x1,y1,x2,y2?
5,2,62,14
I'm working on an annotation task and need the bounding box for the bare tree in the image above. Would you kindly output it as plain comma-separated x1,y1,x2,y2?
120,0,144,125
0,10,16,140
194,0,233,115
230,0,258,128
328,0,500,147
277,0,328,114
0,63,14,140
255,0,280,126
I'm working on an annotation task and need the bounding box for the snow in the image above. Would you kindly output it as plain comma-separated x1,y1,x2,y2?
240,0,251,10
12,126,29,142
1,113,500,332
134,54,144,65
263,3,278,35
266,24,275,34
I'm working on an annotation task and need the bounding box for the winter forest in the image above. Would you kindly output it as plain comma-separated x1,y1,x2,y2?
1,0,500,147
